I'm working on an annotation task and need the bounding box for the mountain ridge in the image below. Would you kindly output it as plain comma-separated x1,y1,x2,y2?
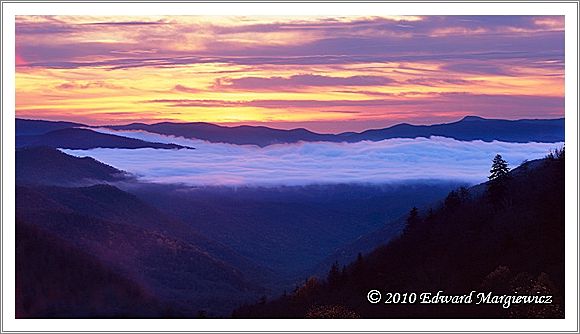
16,183,271,316
16,128,192,150
16,146,129,186
16,116,564,147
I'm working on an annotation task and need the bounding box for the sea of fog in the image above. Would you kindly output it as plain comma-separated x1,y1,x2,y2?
62,128,563,186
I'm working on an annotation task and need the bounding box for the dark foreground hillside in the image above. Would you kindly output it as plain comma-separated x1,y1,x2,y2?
16,220,174,318
14,147,458,317
234,154,565,318
16,146,128,186
15,184,268,317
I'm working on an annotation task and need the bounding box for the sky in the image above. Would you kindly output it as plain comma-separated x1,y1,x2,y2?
64,129,563,186
16,15,564,133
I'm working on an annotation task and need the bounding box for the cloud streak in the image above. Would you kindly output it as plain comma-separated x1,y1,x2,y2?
63,129,562,187
144,93,564,117
214,74,396,90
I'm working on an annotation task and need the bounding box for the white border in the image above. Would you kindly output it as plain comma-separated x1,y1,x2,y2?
2,2,578,333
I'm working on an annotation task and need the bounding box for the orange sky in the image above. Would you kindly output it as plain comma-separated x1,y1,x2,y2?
15,15,564,133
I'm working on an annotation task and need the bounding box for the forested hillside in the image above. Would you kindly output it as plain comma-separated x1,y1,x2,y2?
235,152,565,318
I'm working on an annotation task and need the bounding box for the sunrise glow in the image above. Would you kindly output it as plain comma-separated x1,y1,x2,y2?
16,15,564,133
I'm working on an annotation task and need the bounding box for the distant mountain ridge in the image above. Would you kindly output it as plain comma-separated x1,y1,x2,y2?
106,121,338,147
16,116,564,147
16,118,86,136
341,116,564,143
104,116,564,146
16,119,192,150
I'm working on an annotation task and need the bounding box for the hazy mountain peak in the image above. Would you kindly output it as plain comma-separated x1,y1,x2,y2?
460,115,486,121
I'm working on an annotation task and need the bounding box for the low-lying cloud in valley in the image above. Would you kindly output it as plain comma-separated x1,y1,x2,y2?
63,129,563,186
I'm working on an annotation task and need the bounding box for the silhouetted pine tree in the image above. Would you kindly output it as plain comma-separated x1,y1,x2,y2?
404,206,421,233
487,154,511,207
489,154,510,181
327,261,341,288
425,208,435,221
546,146,565,162
354,252,365,273
340,265,347,279
458,186,470,202
444,190,461,210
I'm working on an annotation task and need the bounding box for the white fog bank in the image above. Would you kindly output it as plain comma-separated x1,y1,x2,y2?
63,129,563,186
